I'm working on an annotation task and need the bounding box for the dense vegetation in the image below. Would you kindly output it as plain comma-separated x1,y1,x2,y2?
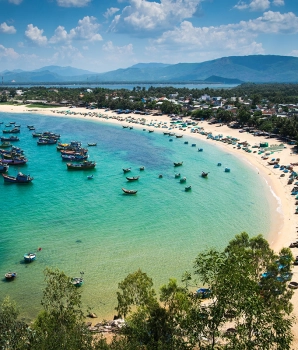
0,233,295,349
1,83,298,141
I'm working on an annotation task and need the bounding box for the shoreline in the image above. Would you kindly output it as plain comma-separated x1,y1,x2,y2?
1,104,298,341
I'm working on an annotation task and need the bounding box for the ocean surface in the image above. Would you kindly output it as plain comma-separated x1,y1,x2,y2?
0,113,276,321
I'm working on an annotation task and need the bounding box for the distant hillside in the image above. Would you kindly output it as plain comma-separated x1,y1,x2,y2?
2,55,298,84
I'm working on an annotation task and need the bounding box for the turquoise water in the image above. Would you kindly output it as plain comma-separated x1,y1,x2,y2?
0,113,274,321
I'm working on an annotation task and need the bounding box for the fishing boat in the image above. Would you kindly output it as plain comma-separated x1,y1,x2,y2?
123,167,131,173
61,153,88,161
0,163,9,173
24,253,36,262
87,175,94,179
217,163,222,166
1,158,27,165
2,128,20,134
176,135,183,138
122,188,137,194
5,272,17,280
139,166,145,171
71,277,84,287
201,171,209,178
0,136,19,142
2,172,33,183
180,177,186,183
0,142,12,148
37,138,57,145
87,142,97,146
198,148,203,152
185,185,192,191
175,173,181,178
174,162,183,167
67,161,96,170
126,176,139,181
225,168,231,172
148,130,154,133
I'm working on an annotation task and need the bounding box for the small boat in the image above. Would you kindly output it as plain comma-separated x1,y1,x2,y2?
122,125,128,128
180,177,186,183
1,136,19,142
176,135,183,138
196,288,211,299
225,168,230,172
2,172,33,183
217,163,222,166
67,161,96,170
288,281,298,289
174,162,183,167
184,141,188,144
71,277,84,287
175,173,181,178
37,138,57,145
158,174,163,178
87,142,97,146
0,142,12,148
198,148,203,152
139,166,145,171
191,144,196,147
0,163,9,173
148,130,154,133
126,176,139,181
122,188,137,194
2,128,20,134
123,167,131,173
5,272,17,280
1,158,27,165
201,171,209,178
87,175,94,179
24,253,36,262
185,185,192,191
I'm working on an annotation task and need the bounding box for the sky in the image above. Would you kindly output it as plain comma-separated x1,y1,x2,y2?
0,0,298,73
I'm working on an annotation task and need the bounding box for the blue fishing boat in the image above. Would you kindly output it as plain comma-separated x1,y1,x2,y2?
24,253,36,262
2,172,33,183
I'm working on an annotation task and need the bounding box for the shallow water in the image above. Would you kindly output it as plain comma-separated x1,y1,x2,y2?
0,113,274,320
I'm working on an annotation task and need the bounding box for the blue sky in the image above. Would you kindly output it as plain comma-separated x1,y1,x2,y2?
0,0,297,73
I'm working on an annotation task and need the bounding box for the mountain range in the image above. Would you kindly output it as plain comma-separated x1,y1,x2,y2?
1,55,298,84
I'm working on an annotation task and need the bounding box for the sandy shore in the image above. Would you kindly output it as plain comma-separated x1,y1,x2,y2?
1,104,298,342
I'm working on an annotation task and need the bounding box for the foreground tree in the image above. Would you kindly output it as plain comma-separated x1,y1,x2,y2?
31,268,93,350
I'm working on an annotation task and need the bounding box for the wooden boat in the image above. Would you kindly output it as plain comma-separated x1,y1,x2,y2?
61,153,88,161
126,176,139,181
87,175,94,179
139,166,145,171
198,148,203,152
175,173,181,178
2,172,33,183
1,136,19,142
123,167,131,173
163,132,170,135
185,185,192,191
176,135,183,138
217,163,222,166
37,138,57,145
24,253,36,262
288,281,298,289
71,277,84,287
0,142,12,148
225,168,230,172
0,163,9,173
148,130,154,133
122,188,137,194
174,161,183,167
2,128,20,134
1,158,27,165
87,142,97,146
28,126,35,130
5,272,17,280
201,171,209,178
180,177,186,183
67,161,96,170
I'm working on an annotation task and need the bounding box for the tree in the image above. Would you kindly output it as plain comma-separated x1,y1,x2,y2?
32,268,92,350
0,296,32,349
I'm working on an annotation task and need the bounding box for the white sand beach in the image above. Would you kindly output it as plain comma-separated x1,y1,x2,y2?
1,104,298,343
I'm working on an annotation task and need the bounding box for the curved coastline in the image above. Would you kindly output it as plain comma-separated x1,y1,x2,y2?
0,104,297,342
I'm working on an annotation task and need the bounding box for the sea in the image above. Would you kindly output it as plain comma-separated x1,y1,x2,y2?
0,112,277,321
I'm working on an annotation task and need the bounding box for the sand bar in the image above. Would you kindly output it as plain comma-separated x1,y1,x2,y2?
1,104,298,342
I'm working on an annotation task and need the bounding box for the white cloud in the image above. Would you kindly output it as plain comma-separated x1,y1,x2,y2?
102,41,134,55
25,24,48,46
104,7,120,19
234,0,270,11
273,0,284,5
69,16,102,41
0,22,16,34
0,45,19,59
242,11,298,34
49,16,102,43
57,0,91,7
8,0,23,4
109,0,203,34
